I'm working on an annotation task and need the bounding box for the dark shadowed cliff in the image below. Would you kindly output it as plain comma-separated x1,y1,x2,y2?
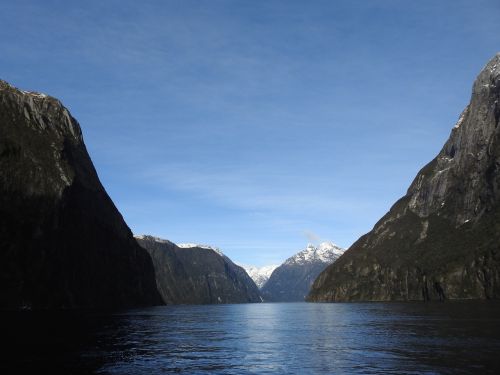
0,80,161,309
136,235,262,304
308,53,500,302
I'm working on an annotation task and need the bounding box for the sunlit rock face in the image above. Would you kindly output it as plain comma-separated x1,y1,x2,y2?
136,235,263,304
308,54,500,302
0,80,161,309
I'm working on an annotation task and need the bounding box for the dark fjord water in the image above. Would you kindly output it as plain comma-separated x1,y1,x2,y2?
3,302,500,374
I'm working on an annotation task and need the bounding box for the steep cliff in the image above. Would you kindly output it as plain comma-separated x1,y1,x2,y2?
136,235,262,304
262,243,344,302
308,54,500,302
0,80,161,309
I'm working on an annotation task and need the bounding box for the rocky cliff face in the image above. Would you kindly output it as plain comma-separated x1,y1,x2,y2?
136,235,262,304
0,80,162,309
261,243,344,302
308,54,500,302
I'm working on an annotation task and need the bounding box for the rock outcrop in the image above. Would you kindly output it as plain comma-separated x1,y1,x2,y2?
262,242,344,301
308,54,500,302
0,80,162,309
136,235,262,304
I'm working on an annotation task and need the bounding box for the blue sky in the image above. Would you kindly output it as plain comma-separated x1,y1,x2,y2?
1,1,499,266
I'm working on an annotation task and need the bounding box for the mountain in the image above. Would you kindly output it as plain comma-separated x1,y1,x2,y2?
135,235,262,304
261,242,344,302
240,264,278,289
308,53,500,302
0,80,161,309
177,242,224,255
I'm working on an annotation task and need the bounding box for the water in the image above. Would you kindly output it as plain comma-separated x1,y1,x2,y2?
2,302,500,374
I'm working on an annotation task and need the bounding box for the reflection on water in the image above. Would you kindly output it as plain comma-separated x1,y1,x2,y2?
2,302,500,374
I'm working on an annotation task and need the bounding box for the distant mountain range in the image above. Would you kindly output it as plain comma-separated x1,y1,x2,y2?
3,54,499,309
260,242,344,302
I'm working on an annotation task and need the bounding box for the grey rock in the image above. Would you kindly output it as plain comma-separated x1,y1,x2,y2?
308,54,500,302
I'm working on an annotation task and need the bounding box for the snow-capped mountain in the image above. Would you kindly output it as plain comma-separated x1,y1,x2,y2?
241,264,279,289
177,242,224,256
261,242,345,302
284,242,344,266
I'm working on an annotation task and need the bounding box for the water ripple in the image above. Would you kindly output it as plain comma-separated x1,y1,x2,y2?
2,302,500,374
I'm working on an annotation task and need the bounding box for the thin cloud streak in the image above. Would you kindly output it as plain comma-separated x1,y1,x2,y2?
140,163,373,217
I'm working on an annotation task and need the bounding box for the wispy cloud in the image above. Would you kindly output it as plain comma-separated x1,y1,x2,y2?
140,162,361,217
302,230,320,244
4,0,498,266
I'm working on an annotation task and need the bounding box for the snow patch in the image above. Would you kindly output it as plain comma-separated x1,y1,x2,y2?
177,243,224,256
454,110,467,129
435,167,451,175
22,90,47,98
134,234,175,245
284,242,345,266
240,264,279,289
135,235,226,257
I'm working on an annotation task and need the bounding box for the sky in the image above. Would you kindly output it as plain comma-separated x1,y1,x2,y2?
1,1,499,266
